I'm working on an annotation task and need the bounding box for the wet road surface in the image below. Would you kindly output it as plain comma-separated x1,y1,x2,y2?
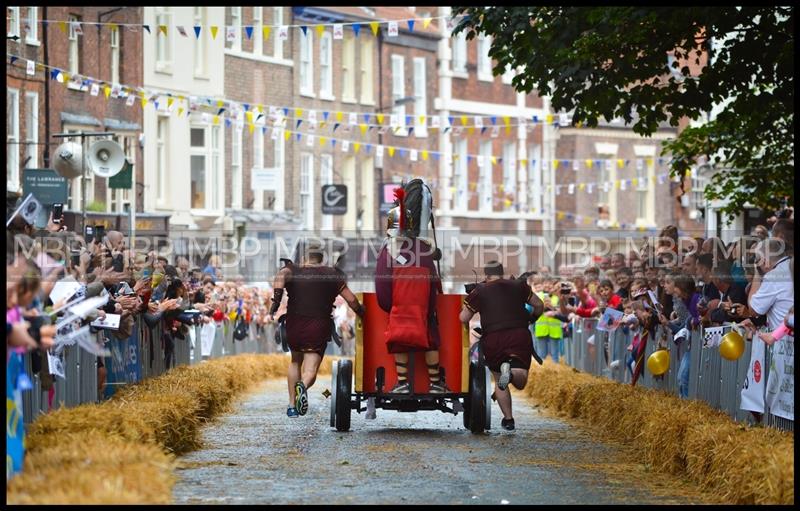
173,379,708,505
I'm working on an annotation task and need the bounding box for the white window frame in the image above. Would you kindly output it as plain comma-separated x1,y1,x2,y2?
68,14,80,75
211,124,221,211
7,88,20,192
110,26,120,85
299,29,314,96
319,31,333,99
25,7,39,45
320,154,334,231
231,125,243,209
228,7,242,51
528,145,542,214
479,141,493,212
7,7,20,38
503,142,516,197
252,7,263,55
108,133,134,213
156,116,169,206
477,33,493,82
359,37,374,105
269,127,285,211
252,125,264,210
691,169,707,212
391,54,408,137
452,31,467,76
300,153,315,230
635,158,655,226
62,127,95,211
502,64,514,85
155,8,172,74
341,35,355,103
455,138,468,211
273,7,284,59
194,7,208,78
189,124,222,212
413,57,428,138
24,91,38,170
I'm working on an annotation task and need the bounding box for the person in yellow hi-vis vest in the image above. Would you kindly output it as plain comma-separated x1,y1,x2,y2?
530,275,563,362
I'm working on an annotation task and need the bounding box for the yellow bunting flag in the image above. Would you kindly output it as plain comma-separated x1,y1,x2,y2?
360,124,368,135
423,16,432,29
167,98,174,109
60,72,70,83
370,22,380,36
419,115,426,125
388,147,396,157
217,100,224,108
248,123,255,134
210,26,219,39
553,160,560,170
585,159,593,168
469,183,477,191
584,217,593,225
315,25,325,37
103,86,111,99
245,111,253,123
520,159,527,167
319,137,327,147
284,130,291,141
354,143,361,153
504,199,512,208
421,150,428,161
578,183,586,191
141,97,148,108
213,115,220,125
557,212,566,220
615,180,621,189
617,159,624,168
499,184,505,192
376,113,385,125
468,127,474,135
335,111,343,122
490,156,497,166
460,115,468,126
58,22,67,34
110,23,118,32
503,116,510,126
646,158,654,166
159,25,167,36
546,114,554,124
263,26,271,40
177,107,184,117
632,178,639,187
295,108,303,118
320,122,326,129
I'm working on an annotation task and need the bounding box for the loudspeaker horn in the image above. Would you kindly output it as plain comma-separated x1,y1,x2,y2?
88,139,126,178
52,141,86,179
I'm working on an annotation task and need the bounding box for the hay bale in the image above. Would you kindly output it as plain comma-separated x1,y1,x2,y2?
524,360,794,504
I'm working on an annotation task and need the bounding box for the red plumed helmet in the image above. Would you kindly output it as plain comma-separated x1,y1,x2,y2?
393,187,406,232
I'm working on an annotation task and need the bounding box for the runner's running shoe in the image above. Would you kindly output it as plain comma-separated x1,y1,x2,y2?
498,361,512,391
501,418,515,431
287,406,299,418
295,381,309,416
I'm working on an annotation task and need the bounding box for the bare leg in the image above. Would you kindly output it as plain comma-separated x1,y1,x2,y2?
424,350,443,386
510,369,528,390
301,352,323,389
491,370,513,419
288,351,303,406
393,352,409,383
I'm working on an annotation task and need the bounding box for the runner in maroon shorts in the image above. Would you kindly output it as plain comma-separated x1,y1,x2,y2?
270,239,364,418
459,261,543,430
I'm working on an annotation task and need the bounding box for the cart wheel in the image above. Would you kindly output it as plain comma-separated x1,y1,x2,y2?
329,362,339,428
468,362,488,434
335,359,352,432
463,365,473,430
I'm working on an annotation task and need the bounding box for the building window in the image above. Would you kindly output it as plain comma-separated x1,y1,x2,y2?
25,7,38,44
479,141,493,212
598,159,610,205
68,14,80,74
231,126,242,209
273,7,283,58
453,31,467,74
228,7,242,51
109,134,134,213
157,116,168,205
300,153,314,229
252,7,262,55
155,8,172,72
691,168,707,212
7,88,19,192
194,7,207,77
342,35,355,102
503,142,516,197
110,26,120,84
252,124,264,210
299,29,313,95
270,127,285,211
636,159,648,221
7,7,20,38
477,33,492,81
360,37,373,104
502,64,514,85
211,125,221,210
455,138,468,210
189,125,221,210
528,145,542,214
320,154,333,231
319,32,333,98
391,54,407,137
24,92,38,170
413,58,427,138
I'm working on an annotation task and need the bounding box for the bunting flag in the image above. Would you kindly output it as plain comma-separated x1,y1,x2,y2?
423,16,432,29
300,26,308,36
245,26,253,39
369,22,379,36
194,26,201,38
159,25,167,36
177,26,188,37
262,25,271,41
143,25,151,34
103,86,111,99
58,21,67,34
210,26,219,39
315,24,325,37
353,23,361,37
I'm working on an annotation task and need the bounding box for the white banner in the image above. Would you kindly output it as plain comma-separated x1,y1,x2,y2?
765,335,794,420
740,338,766,413
252,167,278,191
200,323,216,357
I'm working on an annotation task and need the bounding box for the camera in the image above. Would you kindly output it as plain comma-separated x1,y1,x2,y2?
560,282,572,294
52,203,63,223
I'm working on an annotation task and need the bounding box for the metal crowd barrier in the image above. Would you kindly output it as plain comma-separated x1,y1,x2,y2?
562,317,793,432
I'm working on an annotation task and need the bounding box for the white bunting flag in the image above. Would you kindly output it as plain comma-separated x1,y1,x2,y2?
636,158,644,171
573,159,579,171
454,126,463,137
26,59,35,76
446,17,456,31
491,126,500,138
333,24,344,39
376,145,384,158
126,94,135,106
605,160,613,172
271,129,279,140
602,182,610,193
306,134,314,147
111,84,121,98
309,110,317,123
72,21,83,35
177,25,188,37
620,180,627,191
349,112,357,125
376,153,383,168
476,155,484,168
445,152,453,166
226,26,236,41
475,116,483,129
587,183,593,194
390,114,398,128
568,184,575,195
308,120,317,132
202,112,210,124
90,83,100,96
410,149,418,162
431,116,441,129
388,21,399,37
279,26,289,41
342,140,350,153
555,186,561,196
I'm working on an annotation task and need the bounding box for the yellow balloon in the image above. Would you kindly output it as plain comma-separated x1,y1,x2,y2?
647,349,670,376
719,330,745,361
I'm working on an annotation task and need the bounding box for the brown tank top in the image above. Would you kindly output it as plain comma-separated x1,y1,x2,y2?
285,265,346,319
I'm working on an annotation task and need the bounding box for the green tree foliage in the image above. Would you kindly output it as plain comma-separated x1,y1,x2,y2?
451,6,794,218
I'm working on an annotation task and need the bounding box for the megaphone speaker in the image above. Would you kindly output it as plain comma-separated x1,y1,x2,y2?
53,141,86,179
88,139,126,178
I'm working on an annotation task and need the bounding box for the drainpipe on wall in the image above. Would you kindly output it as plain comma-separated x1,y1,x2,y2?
43,6,51,167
